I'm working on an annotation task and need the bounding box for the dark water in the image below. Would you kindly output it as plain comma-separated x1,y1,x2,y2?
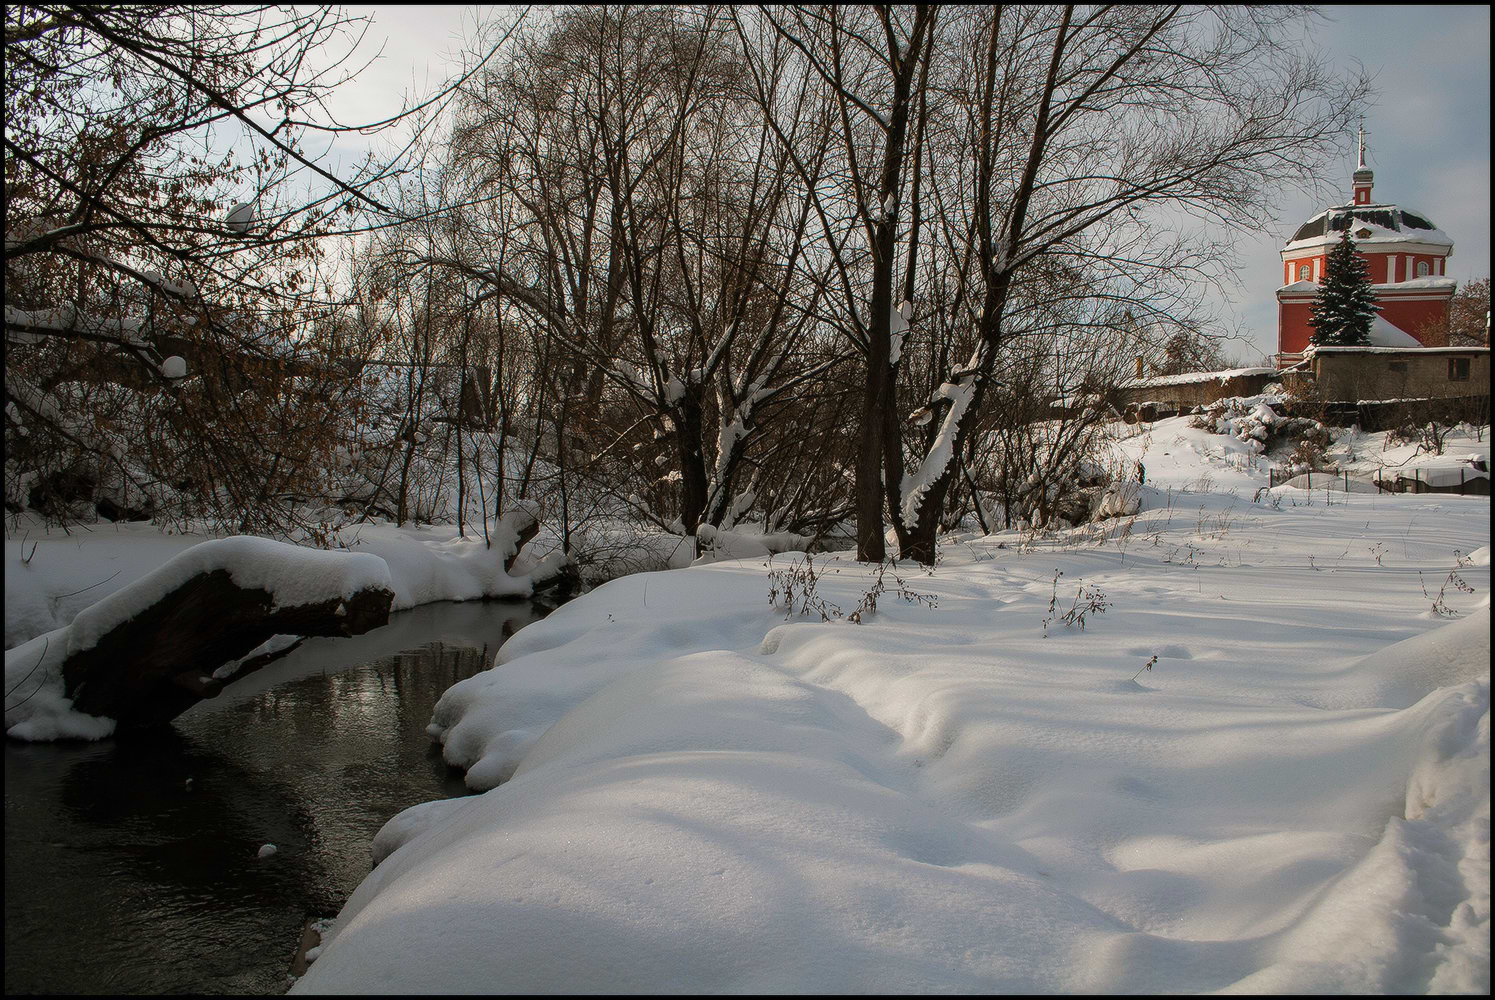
4,599,553,995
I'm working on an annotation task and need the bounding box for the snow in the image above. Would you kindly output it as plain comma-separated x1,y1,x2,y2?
1391,464,1488,489
1308,344,1489,355
1366,314,1424,348
1375,276,1461,291
901,379,976,525
1326,424,1491,486
890,299,912,366
371,797,477,866
4,303,149,345
62,537,391,655
258,843,278,859
1279,276,1459,295
692,524,810,564
712,416,748,486
4,537,393,741
159,355,187,379
5,521,206,650
296,441,1489,993
332,517,536,610
226,201,255,234
1283,208,1454,252
1108,417,1270,494
1124,366,1276,389
7,406,1489,991
2,628,114,742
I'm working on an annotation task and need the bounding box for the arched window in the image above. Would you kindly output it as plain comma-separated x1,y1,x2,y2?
1298,264,1311,281
1416,261,1430,278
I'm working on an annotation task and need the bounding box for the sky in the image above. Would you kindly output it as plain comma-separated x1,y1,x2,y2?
323,5,1492,364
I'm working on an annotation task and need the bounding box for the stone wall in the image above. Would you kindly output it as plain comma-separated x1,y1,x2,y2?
1308,347,1490,402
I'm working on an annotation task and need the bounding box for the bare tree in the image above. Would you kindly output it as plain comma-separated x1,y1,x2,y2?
737,4,939,561
3,5,516,531
434,6,850,546
890,5,1365,561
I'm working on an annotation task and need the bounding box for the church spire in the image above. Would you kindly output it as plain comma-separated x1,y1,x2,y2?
1352,121,1373,205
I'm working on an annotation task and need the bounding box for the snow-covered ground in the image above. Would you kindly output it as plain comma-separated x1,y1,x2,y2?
293,423,1490,994
1110,414,1489,493
5,417,1489,991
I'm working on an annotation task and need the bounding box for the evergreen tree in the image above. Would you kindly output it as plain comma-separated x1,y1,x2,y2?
1309,226,1379,346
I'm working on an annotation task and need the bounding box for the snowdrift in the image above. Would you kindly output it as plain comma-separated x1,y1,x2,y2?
298,489,1490,994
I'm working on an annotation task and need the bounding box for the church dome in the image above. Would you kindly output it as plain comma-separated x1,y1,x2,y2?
1286,204,1452,250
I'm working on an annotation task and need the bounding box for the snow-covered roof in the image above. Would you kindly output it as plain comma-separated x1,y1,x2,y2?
1124,366,1276,389
1292,315,1445,352
1367,315,1423,348
1306,344,1490,356
1278,275,1458,296
1372,276,1459,292
1283,204,1453,253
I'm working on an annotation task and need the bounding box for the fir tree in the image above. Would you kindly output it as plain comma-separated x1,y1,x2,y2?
1309,226,1379,346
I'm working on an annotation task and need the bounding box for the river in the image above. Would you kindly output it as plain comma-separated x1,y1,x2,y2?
4,599,554,994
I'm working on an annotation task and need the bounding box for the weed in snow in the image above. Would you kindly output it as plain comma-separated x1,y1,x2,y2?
1041,569,1110,637
766,554,936,624
1421,561,1476,618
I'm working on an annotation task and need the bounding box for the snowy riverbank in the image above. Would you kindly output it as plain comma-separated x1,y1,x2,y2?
5,416,1489,991
295,473,1489,992
3,509,552,741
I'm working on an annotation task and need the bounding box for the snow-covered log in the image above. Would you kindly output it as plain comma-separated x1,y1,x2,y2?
7,538,394,735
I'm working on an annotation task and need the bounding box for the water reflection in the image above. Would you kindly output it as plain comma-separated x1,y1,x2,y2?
4,599,551,995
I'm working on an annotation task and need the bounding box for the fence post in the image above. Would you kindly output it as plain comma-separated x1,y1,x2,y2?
1306,470,1311,490
1460,468,1465,495
1344,470,1349,492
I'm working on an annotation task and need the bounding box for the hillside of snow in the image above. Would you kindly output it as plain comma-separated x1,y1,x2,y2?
294,421,1490,994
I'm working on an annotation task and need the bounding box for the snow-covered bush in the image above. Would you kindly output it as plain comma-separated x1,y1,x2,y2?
1190,397,1284,454
1286,423,1334,473
1186,394,1334,474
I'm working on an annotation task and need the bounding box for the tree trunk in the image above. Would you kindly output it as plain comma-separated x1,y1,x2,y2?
675,395,710,536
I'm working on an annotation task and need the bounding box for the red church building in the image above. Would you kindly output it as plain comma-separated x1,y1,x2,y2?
1276,131,1456,366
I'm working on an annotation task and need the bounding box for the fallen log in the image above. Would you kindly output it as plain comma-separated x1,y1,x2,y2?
6,521,573,740
62,568,394,727
2,537,397,731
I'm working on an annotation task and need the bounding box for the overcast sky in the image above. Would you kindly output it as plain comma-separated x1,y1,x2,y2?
328,5,1491,364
